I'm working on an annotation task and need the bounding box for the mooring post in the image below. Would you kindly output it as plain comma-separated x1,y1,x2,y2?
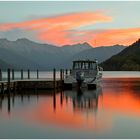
60,69,64,87
66,69,68,76
28,69,30,79
62,69,64,80
60,69,62,81
37,69,39,79
53,68,56,89
61,69,63,80
21,69,23,80
0,69,2,81
7,68,10,92
12,69,14,80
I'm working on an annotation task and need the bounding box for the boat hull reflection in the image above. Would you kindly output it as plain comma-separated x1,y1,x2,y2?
65,87,102,112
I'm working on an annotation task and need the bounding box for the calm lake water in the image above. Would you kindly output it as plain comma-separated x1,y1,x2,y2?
0,71,140,138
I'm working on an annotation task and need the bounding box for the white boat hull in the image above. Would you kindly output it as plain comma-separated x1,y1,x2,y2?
64,73,102,89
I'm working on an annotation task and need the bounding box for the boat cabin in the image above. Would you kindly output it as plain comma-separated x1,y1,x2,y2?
73,60,97,70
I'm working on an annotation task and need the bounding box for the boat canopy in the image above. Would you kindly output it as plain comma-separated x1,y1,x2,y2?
73,60,97,70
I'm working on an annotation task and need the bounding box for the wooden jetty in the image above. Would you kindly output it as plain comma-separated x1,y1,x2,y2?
0,68,69,94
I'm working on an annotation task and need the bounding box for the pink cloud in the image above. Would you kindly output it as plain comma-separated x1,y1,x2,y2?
0,11,112,31
0,11,112,46
1,11,140,47
88,27,140,47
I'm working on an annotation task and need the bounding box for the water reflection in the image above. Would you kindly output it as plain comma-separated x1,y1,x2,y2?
1,78,140,138
0,89,40,114
101,78,140,116
0,87,103,129
53,90,56,111
65,87,102,114
0,78,140,118
7,95,11,114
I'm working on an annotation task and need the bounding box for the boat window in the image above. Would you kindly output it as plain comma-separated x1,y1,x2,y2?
79,63,81,69
89,62,92,69
92,62,97,70
73,62,81,69
85,62,88,69
81,62,83,69
75,63,78,69
73,61,97,70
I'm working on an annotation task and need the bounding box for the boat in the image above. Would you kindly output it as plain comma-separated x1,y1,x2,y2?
64,59,103,89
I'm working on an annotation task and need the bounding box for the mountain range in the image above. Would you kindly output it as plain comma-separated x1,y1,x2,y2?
101,39,140,71
0,38,125,70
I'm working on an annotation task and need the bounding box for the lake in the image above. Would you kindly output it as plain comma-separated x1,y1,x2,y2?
0,71,140,138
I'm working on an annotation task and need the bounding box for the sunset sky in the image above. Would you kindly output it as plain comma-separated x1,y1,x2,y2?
0,1,140,47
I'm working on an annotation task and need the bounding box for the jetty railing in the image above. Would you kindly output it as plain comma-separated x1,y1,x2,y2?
0,68,72,81
0,68,71,93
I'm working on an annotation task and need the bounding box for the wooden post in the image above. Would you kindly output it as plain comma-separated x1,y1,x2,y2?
7,68,10,92
28,69,30,79
12,69,14,80
37,69,39,79
62,69,64,80
60,69,63,87
61,69,63,80
53,68,56,89
21,69,23,80
0,69,2,81
66,69,68,76
60,69,62,81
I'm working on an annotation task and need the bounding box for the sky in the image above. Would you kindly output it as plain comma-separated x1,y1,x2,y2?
0,1,140,47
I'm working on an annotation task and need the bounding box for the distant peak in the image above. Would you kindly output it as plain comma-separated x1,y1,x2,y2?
62,42,93,48
82,42,90,45
0,38,31,42
16,38,30,42
82,42,93,47
0,38,9,41
113,44,122,46
112,44,126,47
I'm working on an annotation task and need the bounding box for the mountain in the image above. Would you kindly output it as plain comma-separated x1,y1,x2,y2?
57,45,125,69
0,38,125,70
101,39,140,71
0,38,92,70
72,45,124,63
61,42,92,54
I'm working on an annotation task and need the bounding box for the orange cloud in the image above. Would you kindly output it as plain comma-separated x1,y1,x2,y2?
0,12,112,31
0,11,112,46
1,11,140,47
89,28,140,47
